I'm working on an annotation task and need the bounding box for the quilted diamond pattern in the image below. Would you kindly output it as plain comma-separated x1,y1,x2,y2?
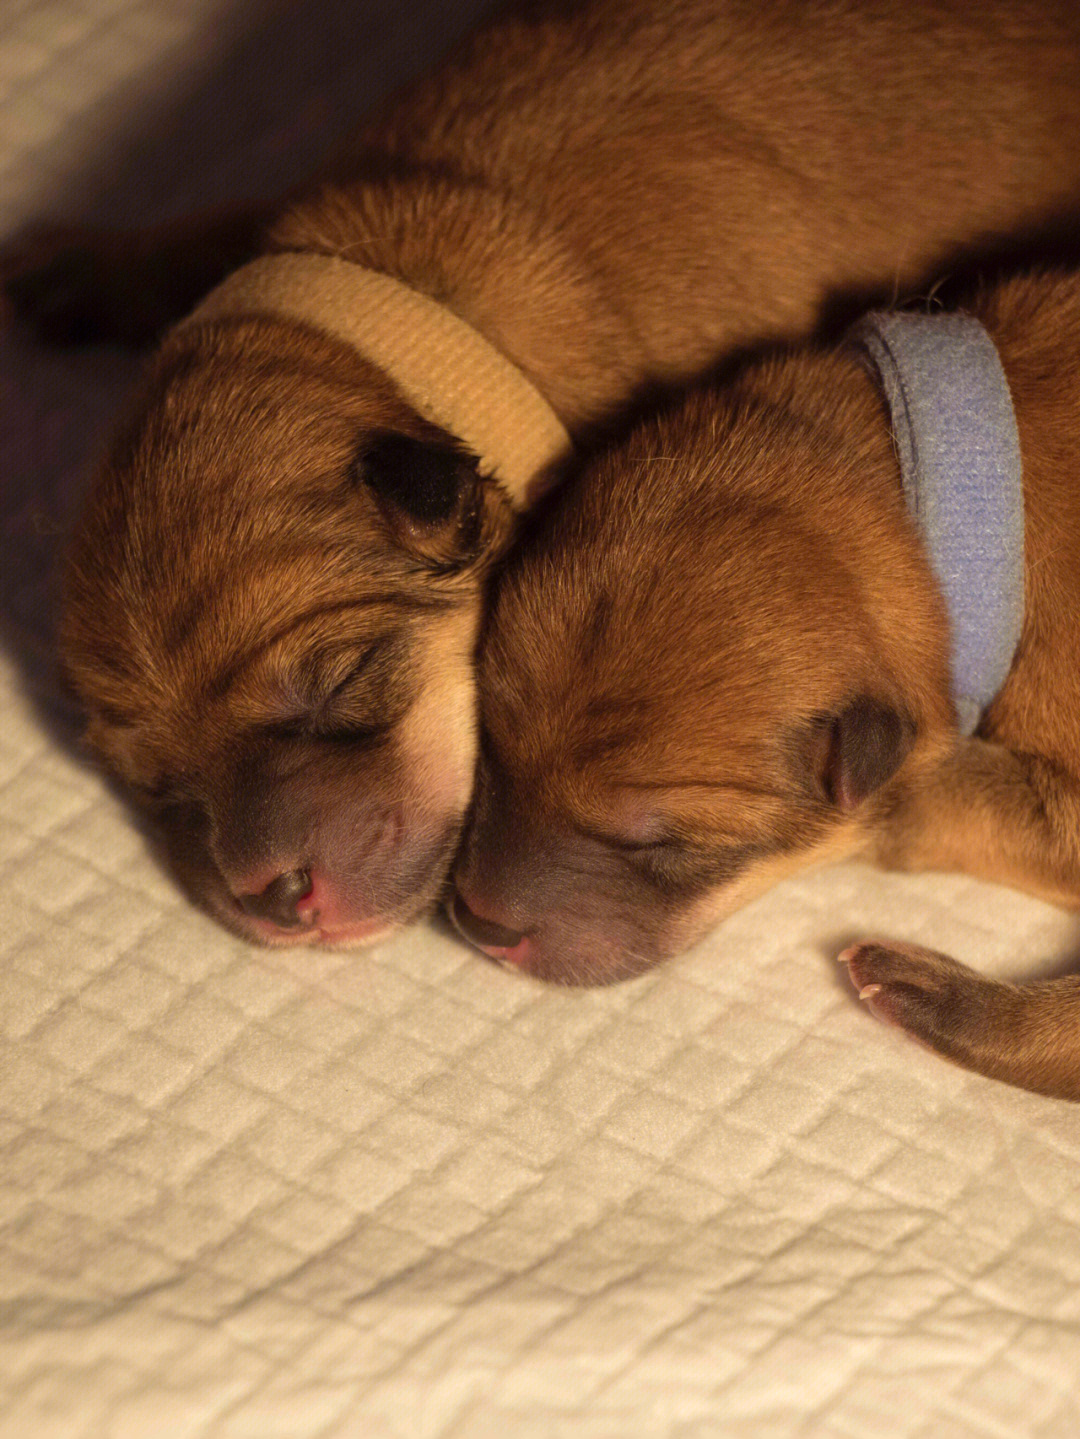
3,3,1080,1435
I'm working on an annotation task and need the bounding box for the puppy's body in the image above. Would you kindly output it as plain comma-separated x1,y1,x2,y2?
266,0,1080,428
20,0,1080,944
455,271,1080,1102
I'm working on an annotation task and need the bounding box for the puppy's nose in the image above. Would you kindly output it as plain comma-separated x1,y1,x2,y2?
238,868,313,928
450,891,525,950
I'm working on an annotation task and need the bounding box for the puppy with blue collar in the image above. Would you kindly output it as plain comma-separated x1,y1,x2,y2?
453,272,1080,1102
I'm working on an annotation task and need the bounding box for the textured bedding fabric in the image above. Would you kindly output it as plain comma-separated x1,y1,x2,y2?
3,3,1080,1435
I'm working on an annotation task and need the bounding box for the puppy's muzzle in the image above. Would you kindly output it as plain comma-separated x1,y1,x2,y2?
237,867,313,929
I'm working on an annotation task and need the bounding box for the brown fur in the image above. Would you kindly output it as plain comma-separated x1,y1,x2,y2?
454,271,1080,1101
14,0,1080,944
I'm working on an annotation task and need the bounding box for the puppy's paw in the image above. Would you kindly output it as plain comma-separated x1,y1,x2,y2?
839,940,997,1058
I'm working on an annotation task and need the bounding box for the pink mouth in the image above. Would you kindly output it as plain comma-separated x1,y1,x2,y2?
478,935,532,967
447,890,533,968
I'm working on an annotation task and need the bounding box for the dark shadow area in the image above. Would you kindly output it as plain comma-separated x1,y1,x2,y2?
35,0,503,229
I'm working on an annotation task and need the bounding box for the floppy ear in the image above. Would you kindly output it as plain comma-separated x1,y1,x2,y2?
356,432,514,570
819,696,914,811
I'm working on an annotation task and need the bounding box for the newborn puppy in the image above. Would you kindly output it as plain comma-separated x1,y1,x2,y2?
454,272,1080,1102
15,0,1080,946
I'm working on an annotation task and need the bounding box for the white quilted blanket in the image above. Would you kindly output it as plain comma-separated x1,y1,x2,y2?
3,3,1080,1435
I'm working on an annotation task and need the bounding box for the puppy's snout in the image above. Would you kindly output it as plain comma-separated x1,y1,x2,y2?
237,868,313,928
450,891,531,965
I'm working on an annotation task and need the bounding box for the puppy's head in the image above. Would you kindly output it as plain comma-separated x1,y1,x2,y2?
453,360,952,983
60,316,517,945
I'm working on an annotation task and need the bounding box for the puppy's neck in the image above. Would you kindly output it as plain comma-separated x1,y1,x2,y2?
268,175,645,434
177,251,573,510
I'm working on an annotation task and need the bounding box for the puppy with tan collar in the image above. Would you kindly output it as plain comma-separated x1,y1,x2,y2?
452,271,1080,1103
15,0,1080,947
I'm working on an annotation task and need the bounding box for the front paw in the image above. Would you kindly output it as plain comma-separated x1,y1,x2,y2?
839,940,997,1059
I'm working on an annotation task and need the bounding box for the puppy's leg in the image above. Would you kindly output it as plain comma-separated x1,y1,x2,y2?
841,941,1080,1102
877,737,1080,910
1,203,274,345
845,738,1080,1100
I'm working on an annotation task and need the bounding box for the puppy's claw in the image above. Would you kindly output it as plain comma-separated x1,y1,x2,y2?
841,939,996,1053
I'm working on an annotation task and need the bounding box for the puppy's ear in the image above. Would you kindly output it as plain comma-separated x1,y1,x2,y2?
356,432,515,570
816,696,914,811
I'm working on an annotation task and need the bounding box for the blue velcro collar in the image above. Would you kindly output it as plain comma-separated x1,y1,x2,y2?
854,312,1024,735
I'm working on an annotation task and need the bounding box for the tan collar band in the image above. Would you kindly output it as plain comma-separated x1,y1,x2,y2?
177,252,573,508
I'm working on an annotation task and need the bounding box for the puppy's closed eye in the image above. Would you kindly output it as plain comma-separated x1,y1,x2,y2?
597,825,760,896
272,636,406,745
632,838,767,895
131,773,198,813
314,638,405,742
